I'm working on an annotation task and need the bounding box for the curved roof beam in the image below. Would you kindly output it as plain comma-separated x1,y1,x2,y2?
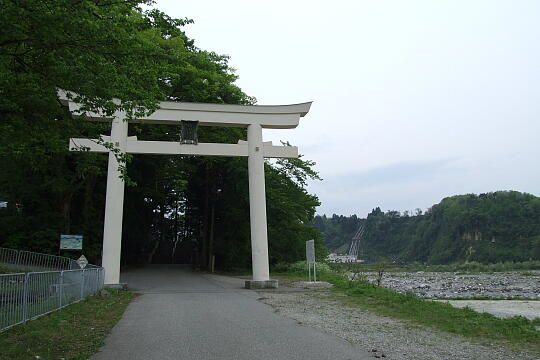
58,90,312,129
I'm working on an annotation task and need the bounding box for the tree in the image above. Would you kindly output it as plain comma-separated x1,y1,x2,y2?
0,1,192,256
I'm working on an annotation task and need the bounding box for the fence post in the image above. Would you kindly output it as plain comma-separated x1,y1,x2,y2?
94,269,99,293
59,271,64,309
15,250,21,268
22,273,29,324
100,269,105,291
80,269,85,300
96,269,101,294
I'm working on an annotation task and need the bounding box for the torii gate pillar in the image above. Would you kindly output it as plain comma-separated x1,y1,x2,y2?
247,123,271,284
61,92,311,289
102,118,128,286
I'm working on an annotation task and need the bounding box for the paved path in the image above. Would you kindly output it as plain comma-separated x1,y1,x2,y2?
91,265,371,360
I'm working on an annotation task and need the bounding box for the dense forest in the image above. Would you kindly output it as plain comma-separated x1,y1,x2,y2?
0,1,324,270
313,191,540,264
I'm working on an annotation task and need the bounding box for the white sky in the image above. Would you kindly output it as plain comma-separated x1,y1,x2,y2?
154,0,540,217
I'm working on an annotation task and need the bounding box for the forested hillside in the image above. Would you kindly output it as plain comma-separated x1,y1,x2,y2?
0,1,324,270
311,214,362,252
313,191,540,264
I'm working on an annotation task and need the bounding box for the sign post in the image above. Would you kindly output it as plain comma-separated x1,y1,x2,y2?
76,255,89,269
306,239,316,282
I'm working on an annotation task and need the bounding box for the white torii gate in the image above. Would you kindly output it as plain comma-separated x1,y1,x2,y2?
61,95,311,289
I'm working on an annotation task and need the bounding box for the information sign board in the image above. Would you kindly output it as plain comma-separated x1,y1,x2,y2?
306,239,315,264
60,235,83,250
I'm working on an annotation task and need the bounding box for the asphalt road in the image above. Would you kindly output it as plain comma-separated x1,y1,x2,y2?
91,265,371,360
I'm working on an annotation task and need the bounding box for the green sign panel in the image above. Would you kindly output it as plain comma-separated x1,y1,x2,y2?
60,235,83,250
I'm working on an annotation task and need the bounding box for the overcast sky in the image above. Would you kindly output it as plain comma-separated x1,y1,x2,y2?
154,0,540,217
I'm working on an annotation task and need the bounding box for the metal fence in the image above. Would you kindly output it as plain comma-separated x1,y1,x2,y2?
0,248,105,331
0,268,104,331
0,247,81,271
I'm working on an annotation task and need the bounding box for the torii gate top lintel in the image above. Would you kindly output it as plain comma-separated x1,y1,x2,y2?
62,94,312,129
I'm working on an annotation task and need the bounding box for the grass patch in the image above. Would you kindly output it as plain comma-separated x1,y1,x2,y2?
0,290,134,360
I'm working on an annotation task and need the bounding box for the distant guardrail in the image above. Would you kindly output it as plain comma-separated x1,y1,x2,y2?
0,247,104,331
0,247,82,271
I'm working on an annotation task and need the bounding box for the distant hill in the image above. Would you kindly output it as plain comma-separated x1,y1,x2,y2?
311,214,362,252
312,191,540,264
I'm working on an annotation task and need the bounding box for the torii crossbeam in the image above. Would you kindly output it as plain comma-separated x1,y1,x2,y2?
60,93,312,289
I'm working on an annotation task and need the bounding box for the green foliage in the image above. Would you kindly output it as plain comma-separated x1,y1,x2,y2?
325,261,368,287
265,157,326,266
272,260,332,275
1,1,175,119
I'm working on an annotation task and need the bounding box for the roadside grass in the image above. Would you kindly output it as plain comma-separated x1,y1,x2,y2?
0,290,134,360
271,263,540,355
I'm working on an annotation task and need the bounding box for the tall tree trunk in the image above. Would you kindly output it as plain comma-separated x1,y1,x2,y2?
147,203,164,264
200,166,210,268
62,191,74,234
208,201,215,270
82,174,97,235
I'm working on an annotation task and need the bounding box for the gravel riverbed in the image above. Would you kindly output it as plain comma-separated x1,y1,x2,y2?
258,290,538,360
363,271,540,299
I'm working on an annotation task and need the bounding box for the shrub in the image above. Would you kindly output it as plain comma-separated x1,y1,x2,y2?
273,260,332,275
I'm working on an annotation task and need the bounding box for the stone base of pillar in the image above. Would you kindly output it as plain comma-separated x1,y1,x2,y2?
104,283,128,290
244,279,279,289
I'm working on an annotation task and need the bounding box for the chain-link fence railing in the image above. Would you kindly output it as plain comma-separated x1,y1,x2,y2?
0,247,80,271
0,248,105,331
